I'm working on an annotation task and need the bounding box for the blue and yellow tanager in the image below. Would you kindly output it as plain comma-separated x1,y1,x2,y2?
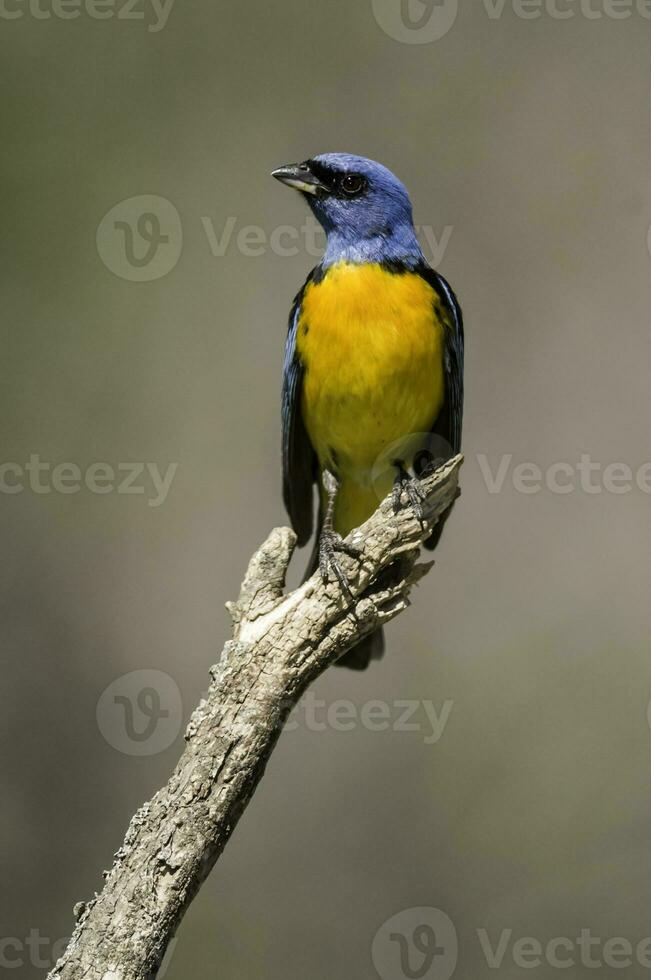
273,154,464,669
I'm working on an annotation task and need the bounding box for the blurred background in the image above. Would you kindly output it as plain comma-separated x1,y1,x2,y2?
3,1,651,977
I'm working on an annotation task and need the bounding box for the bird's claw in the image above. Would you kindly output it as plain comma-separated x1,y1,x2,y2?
392,467,427,521
319,529,360,601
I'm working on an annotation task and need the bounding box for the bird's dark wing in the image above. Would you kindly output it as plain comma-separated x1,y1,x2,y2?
416,264,464,456
414,265,464,550
281,269,319,546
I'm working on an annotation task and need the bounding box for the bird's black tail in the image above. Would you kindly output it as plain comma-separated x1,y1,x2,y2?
303,517,385,672
303,478,460,669
336,626,385,670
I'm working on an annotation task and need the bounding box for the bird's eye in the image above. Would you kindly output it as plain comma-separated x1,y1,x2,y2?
341,173,366,196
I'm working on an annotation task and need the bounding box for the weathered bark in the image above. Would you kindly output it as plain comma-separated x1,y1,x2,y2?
47,456,462,980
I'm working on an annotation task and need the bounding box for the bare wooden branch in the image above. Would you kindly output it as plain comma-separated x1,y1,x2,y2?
47,455,462,980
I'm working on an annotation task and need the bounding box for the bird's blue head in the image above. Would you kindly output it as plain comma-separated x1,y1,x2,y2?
272,153,424,268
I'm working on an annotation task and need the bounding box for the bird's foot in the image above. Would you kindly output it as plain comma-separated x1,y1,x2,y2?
392,462,427,521
319,528,361,602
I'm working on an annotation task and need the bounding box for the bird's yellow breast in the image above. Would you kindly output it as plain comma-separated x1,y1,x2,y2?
296,261,446,533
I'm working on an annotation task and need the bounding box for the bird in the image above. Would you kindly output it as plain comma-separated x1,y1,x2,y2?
273,153,463,669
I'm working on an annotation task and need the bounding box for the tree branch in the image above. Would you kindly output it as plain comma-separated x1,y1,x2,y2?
47,455,462,980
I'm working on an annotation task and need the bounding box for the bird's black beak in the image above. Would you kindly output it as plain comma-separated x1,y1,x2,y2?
271,162,328,196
